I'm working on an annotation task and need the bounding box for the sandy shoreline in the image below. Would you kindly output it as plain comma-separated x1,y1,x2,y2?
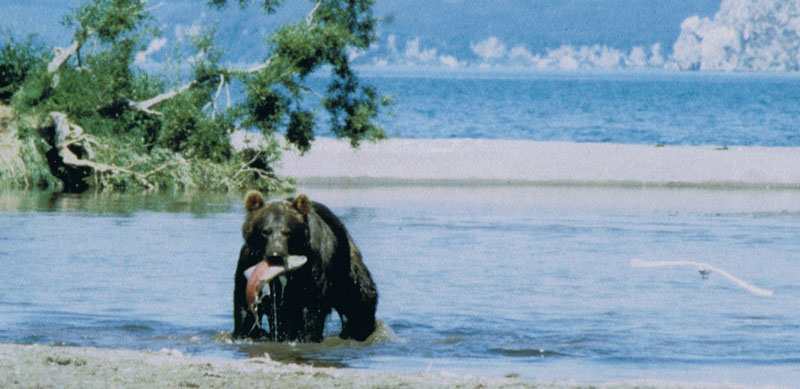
0,343,745,389
2,343,528,389
275,137,800,189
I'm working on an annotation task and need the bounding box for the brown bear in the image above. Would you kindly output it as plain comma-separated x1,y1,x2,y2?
233,191,378,342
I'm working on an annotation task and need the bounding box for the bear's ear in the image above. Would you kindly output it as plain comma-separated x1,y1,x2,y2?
292,194,312,216
244,190,265,212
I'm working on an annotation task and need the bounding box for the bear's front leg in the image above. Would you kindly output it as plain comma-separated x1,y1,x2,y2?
335,256,378,341
300,305,330,342
233,300,268,339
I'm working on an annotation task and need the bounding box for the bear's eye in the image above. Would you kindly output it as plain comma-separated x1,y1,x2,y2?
260,228,290,238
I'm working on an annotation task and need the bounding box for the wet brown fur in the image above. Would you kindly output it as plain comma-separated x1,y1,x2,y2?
233,192,378,342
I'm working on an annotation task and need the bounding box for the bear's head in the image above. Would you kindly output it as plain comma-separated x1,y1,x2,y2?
241,191,312,315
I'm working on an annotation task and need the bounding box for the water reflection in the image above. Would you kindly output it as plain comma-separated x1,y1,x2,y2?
0,190,241,215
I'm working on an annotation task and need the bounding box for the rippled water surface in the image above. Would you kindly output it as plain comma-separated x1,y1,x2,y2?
1,189,800,385
340,73,800,147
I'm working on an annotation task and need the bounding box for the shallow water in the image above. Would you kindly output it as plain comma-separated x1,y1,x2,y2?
1,188,799,386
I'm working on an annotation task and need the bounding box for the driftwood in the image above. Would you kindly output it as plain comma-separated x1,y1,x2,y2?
47,112,284,192
50,112,101,170
49,112,155,191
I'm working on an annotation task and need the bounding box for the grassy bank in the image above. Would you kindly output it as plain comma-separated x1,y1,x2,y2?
0,104,293,194
0,104,54,190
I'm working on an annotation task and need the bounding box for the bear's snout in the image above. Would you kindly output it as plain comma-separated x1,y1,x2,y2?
265,233,289,259
265,253,287,267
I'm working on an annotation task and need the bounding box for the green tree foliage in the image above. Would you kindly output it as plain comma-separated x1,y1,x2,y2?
208,0,286,14
0,0,389,192
0,35,47,103
241,0,390,151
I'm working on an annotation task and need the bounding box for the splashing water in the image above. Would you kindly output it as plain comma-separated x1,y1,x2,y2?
268,276,287,341
630,258,774,297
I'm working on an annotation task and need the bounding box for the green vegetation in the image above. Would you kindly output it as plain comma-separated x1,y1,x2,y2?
0,35,46,103
0,0,389,193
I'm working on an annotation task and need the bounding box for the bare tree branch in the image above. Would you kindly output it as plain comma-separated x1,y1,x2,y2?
47,0,151,75
212,74,226,118
306,1,322,24
143,1,165,13
243,57,273,74
225,80,231,108
124,0,319,116
133,79,198,112
47,41,82,74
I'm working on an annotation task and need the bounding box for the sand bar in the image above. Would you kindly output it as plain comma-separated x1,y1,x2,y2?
276,138,800,189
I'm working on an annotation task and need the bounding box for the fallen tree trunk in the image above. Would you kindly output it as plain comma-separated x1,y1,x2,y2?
48,112,155,191
44,112,288,193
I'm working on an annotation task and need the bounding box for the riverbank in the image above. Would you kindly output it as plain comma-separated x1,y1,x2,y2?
0,105,24,187
0,343,746,389
277,137,800,190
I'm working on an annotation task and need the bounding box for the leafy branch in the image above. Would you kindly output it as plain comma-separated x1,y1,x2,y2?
2,0,389,192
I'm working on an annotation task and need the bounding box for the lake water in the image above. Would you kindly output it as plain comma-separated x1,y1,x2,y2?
2,72,800,386
342,72,800,147
1,187,800,386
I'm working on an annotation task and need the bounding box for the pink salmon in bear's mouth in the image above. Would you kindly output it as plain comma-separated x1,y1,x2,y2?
244,255,307,313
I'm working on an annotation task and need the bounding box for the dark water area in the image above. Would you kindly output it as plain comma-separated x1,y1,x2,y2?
2,188,800,385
